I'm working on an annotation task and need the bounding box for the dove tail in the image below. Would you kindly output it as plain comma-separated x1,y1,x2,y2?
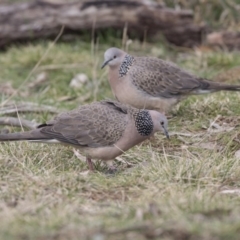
198,79,240,93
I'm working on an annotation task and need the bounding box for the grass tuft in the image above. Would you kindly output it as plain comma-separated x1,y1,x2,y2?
0,39,240,239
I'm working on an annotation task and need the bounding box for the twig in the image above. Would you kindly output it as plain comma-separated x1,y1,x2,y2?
107,224,150,235
0,117,39,130
0,102,59,115
169,132,204,137
73,149,86,162
36,63,84,71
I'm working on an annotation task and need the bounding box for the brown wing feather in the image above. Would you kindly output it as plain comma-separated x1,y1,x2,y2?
38,101,128,148
129,57,206,98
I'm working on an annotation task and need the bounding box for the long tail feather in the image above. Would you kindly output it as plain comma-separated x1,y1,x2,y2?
198,80,240,93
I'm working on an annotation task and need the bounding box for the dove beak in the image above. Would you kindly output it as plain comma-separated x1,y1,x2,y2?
163,127,169,139
101,58,112,69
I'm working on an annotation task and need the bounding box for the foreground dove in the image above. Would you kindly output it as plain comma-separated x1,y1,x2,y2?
102,47,240,113
0,100,168,171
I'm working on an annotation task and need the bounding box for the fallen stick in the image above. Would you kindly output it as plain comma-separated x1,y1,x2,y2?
0,0,205,48
0,102,59,115
0,117,39,130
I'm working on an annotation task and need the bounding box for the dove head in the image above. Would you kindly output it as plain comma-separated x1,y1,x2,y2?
150,111,169,139
101,47,126,69
134,110,169,139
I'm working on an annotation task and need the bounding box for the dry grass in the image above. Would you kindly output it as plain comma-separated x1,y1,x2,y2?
1,36,240,240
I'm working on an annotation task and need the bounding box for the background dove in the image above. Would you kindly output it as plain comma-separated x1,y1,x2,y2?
102,47,240,113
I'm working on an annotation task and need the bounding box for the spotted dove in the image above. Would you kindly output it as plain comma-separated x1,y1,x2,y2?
0,100,168,171
102,47,240,113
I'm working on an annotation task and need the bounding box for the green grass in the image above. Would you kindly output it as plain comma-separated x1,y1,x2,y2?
1,38,240,240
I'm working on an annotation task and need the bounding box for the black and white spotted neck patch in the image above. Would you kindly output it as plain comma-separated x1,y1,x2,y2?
135,110,153,136
119,54,134,77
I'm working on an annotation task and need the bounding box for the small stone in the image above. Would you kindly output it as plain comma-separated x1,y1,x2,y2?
234,150,240,159
69,73,88,89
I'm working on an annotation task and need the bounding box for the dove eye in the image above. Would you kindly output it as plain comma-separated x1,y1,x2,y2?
160,121,164,126
113,55,116,58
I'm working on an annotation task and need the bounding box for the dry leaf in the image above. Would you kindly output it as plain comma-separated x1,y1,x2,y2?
28,72,48,89
0,82,16,95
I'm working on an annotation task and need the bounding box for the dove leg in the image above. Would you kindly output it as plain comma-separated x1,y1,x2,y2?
86,157,94,171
